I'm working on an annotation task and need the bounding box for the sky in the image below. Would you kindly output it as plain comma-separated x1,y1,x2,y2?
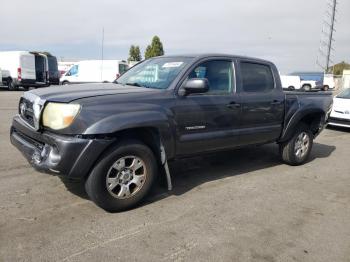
1,0,349,74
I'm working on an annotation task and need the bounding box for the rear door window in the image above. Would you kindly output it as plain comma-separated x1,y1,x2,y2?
240,62,275,92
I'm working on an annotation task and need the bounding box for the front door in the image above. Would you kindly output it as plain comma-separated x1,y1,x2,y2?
174,59,241,156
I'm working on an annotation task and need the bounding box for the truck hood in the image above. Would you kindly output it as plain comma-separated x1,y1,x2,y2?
28,83,158,103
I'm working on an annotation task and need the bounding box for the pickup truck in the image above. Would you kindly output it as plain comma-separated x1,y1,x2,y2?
10,54,333,211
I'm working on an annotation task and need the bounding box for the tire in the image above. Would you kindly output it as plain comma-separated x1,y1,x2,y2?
62,81,69,85
85,140,157,212
288,86,295,91
280,124,313,166
7,79,17,91
302,84,311,91
322,85,329,91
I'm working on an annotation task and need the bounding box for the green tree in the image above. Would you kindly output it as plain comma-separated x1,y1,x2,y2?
128,45,142,62
144,36,164,59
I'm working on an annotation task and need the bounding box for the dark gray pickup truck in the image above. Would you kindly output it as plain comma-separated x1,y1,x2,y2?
10,54,333,211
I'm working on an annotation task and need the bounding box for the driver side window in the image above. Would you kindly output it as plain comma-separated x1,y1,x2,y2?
188,60,233,94
67,65,79,76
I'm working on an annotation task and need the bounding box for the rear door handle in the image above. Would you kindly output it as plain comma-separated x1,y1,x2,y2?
226,101,241,109
271,100,282,105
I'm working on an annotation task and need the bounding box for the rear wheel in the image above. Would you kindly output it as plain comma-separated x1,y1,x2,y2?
288,86,295,90
280,124,313,166
322,85,329,91
85,140,157,212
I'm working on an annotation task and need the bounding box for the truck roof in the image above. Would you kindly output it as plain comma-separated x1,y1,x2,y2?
151,53,273,64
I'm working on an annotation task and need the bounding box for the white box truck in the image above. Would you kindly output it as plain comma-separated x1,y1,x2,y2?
0,51,37,90
60,60,129,85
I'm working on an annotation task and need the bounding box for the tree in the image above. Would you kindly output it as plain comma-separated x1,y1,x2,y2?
144,36,164,59
128,45,142,62
144,45,152,59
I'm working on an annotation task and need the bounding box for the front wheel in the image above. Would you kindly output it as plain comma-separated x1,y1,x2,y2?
280,125,313,166
85,140,157,212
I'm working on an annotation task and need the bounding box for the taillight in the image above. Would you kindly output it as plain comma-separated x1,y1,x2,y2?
17,68,22,81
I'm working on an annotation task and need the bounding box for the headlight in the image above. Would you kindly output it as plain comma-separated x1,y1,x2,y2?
42,103,80,130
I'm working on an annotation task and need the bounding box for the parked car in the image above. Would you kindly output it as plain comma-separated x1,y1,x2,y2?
328,88,350,128
0,51,36,90
280,75,301,90
60,60,129,85
10,54,333,211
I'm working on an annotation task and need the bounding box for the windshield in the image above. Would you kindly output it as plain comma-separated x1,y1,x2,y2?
116,57,192,89
337,88,350,99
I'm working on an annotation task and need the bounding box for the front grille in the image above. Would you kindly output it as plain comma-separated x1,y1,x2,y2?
13,127,44,150
19,98,35,128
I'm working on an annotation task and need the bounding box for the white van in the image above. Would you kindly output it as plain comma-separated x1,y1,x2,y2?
0,51,37,90
60,60,129,85
280,75,301,90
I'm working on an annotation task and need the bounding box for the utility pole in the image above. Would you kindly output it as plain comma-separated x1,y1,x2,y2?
317,0,338,73
101,27,104,81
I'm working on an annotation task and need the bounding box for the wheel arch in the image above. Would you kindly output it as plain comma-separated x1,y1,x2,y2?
279,110,325,143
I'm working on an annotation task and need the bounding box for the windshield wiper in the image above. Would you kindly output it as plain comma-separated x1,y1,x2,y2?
125,82,141,87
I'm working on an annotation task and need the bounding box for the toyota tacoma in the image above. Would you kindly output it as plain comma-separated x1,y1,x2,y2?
10,54,333,211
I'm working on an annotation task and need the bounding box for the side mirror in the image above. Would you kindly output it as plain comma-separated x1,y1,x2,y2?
181,78,209,95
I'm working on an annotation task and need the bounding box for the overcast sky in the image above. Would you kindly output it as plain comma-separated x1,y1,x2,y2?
1,0,349,73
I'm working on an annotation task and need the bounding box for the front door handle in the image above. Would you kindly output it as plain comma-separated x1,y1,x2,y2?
271,100,282,105
226,101,241,109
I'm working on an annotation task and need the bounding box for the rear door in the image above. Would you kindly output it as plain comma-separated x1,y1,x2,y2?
174,59,241,155
20,54,36,80
237,60,284,145
34,54,46,83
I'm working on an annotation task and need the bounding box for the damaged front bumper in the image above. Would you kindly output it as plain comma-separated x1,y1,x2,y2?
10,115,113,179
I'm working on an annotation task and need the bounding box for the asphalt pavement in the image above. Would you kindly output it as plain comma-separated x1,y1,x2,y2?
0,89,349,262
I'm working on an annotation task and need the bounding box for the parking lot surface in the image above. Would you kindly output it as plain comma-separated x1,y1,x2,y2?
0,90,349,262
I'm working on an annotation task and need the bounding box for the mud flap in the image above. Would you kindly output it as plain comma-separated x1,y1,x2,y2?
160,143,172,191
